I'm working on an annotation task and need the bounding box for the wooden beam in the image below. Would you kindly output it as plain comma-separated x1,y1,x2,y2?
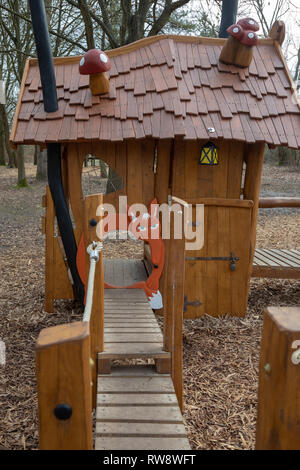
44,186,55,313
184,197,254,209
259,198,300,208
36,321,93,450
256,307,300,450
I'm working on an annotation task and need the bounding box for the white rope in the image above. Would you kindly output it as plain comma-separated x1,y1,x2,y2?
83,241,103,323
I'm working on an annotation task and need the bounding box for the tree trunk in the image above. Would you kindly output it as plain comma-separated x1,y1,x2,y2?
277,146,289,166
16,145,28,187
36,147,48,181
0,137,6,165
0,103,15,167
8,150,16,168
0,118,6,165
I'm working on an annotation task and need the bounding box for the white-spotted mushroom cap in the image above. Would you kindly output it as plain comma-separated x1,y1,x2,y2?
237,18,260,32
240,30,259,46
227,24,244,40
79,49,111,75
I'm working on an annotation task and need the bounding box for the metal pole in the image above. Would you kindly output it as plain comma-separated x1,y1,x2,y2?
28,0,85,305
28,0,58,113
219,0,239,38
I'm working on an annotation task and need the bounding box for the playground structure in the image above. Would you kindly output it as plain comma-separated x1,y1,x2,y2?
10,0,300,450
11,19,300,319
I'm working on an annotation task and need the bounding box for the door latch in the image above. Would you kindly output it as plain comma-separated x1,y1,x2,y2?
186,252,239,271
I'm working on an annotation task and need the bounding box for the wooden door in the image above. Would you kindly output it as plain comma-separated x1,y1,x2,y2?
184,199,253,318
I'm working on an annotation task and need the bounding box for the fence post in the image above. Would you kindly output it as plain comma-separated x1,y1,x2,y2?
256,307,300,450
36,321,93,450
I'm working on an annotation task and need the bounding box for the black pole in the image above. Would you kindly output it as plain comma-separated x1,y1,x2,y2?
28,0,85,305
28,0,58,113
219,0,239,38
47,144,85,304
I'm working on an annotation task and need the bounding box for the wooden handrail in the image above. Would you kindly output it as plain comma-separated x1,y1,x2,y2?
259,198,300,208
36,322,93,450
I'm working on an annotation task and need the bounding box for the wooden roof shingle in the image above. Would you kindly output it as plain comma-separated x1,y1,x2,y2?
11,35,300,149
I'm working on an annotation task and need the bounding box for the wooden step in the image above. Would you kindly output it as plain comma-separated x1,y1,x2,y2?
95,366,190,451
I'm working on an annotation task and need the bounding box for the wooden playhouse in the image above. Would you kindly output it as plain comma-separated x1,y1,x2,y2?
11,24,300,320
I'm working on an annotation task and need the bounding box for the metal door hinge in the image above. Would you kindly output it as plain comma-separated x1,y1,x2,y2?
184,295,202,313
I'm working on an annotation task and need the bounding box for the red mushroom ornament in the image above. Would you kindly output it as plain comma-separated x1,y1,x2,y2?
227,24,244,40
79,49,111,95
219,17,260,68
240,30,258,46
237,18,259,32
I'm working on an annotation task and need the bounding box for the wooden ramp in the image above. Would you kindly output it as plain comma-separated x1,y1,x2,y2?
98,288,170,371
96,259,190,450
95,367,190,450
252,249,300,279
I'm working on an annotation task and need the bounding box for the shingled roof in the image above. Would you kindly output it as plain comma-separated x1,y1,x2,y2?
10,35,300,149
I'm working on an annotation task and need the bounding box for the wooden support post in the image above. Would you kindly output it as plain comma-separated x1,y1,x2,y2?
83,193,104,407
243,143,265,282
44,186,55,313
36,321,93,450
153,140,172,333
155,357,171,374
256,307,300,450
165,207,185,411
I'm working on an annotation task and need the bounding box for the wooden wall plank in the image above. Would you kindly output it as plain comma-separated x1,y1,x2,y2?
127,140,143,206
141,138,155,205
217,206,231,314
226,141,244,198
229,206,252,315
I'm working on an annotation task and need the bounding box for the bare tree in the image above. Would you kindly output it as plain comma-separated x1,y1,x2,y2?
65,0,193,49
0,0,88,184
